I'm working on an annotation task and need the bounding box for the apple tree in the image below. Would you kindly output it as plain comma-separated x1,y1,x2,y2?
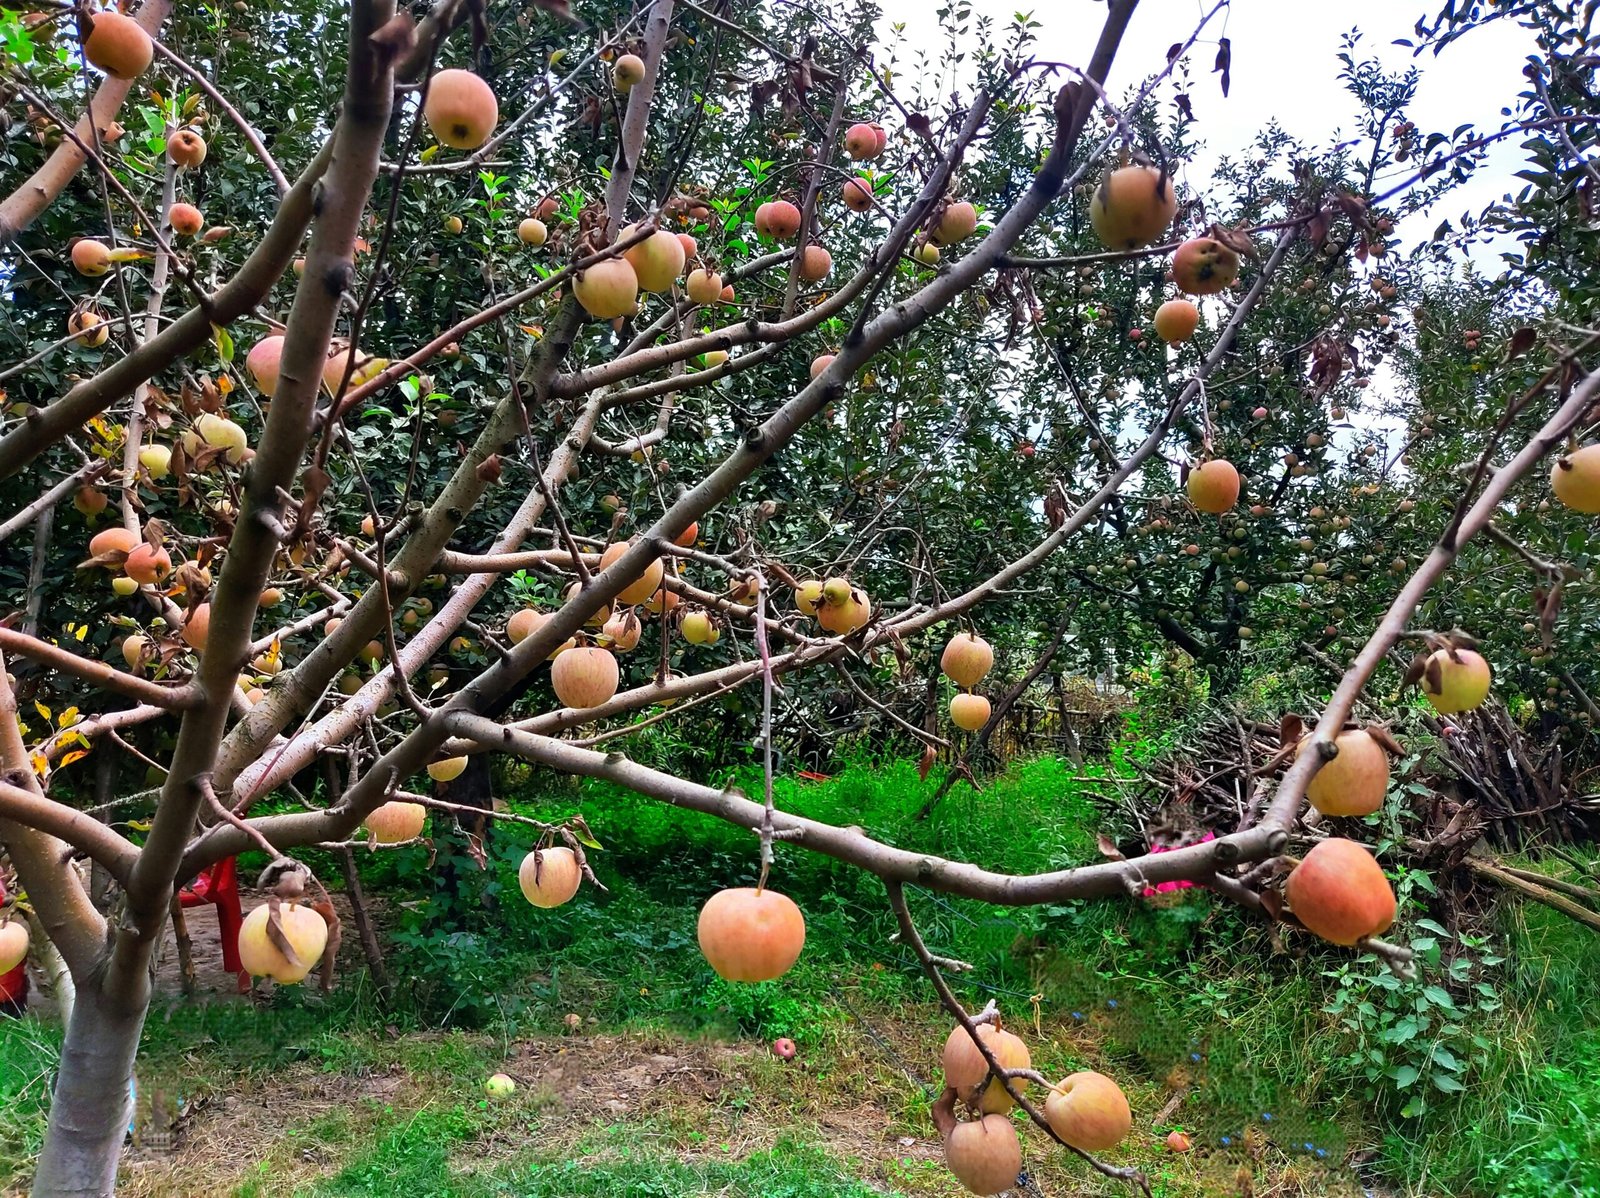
1,0,1599,1195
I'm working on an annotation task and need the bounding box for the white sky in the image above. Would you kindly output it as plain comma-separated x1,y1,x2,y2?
873,0,1536,254
869,1,1539,460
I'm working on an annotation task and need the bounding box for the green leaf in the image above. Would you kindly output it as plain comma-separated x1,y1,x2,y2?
1422,985,1456,1009
1390,1064,1420,1088
1431,1073,1466,1092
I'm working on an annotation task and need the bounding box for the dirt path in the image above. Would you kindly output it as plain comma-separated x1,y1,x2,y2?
24,891,364,1016
115,1030,939,1197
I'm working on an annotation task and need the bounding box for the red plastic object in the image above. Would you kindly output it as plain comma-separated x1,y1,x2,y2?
179,857,248,990
0,876,27,1013
796,770,832,782
1142,832,1216,897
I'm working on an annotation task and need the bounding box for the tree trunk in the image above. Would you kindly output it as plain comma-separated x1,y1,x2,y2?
30,981,148,1198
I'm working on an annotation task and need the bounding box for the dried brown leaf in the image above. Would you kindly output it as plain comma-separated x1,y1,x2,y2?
1365,724,1406,757
1096,833,1126,861
1213,37,1231,96
368,11,417,63
263,898,303,970
1278,712,1304,748
310,898,341,992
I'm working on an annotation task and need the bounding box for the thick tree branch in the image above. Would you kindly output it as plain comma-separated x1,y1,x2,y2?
1263,360,1600,834
0,138,337,479
151,40,289,196
124,0,400,940
0,628,199,711
888,879,1152,1195
0,0,173,242
0,648,107,979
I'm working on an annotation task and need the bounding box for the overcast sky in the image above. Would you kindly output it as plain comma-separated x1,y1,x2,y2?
872,0,1536,253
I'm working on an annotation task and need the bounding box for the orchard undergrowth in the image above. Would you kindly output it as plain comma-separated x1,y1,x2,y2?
3,725,1598,1196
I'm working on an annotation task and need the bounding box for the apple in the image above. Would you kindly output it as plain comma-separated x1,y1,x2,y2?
138,444,171,479
424,69,498,149
165,129,207,169
484,1073,516,1098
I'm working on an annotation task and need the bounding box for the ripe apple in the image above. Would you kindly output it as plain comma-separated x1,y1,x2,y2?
941,632,994,688
518,846,582,908
551,645,620,708
796,244,832,282
90,526,138,559
1187,459,1240,514
1300,728,1389,817
484,1073,516,1099
842,177,874,213
168,202,203,236
68,308,109,348
1044,1071,1131,1151
598,539,665,605
517,217,547,247
944,1114,1020,1196
364,801,426,844
181,604,211,651
623,226,687,293
685,268,721,305
573,258,639,320
844,122,882,161
82,10,153,79
931,200,978,246
1153,299,1199,344
1285,837,1395,946
1089,164,1178,249
124,543,171,585
697,886,805,982
613,53,646,90
949,693,991,731
1172,236,1240,295
754,199,801,240
165,129,207,169
71,239,112,276
245,335,285,395
424,68,499,149
771,1037,797,1060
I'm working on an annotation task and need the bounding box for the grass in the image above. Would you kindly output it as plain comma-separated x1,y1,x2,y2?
3,748,1599,1197
1374,897,1600,1195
